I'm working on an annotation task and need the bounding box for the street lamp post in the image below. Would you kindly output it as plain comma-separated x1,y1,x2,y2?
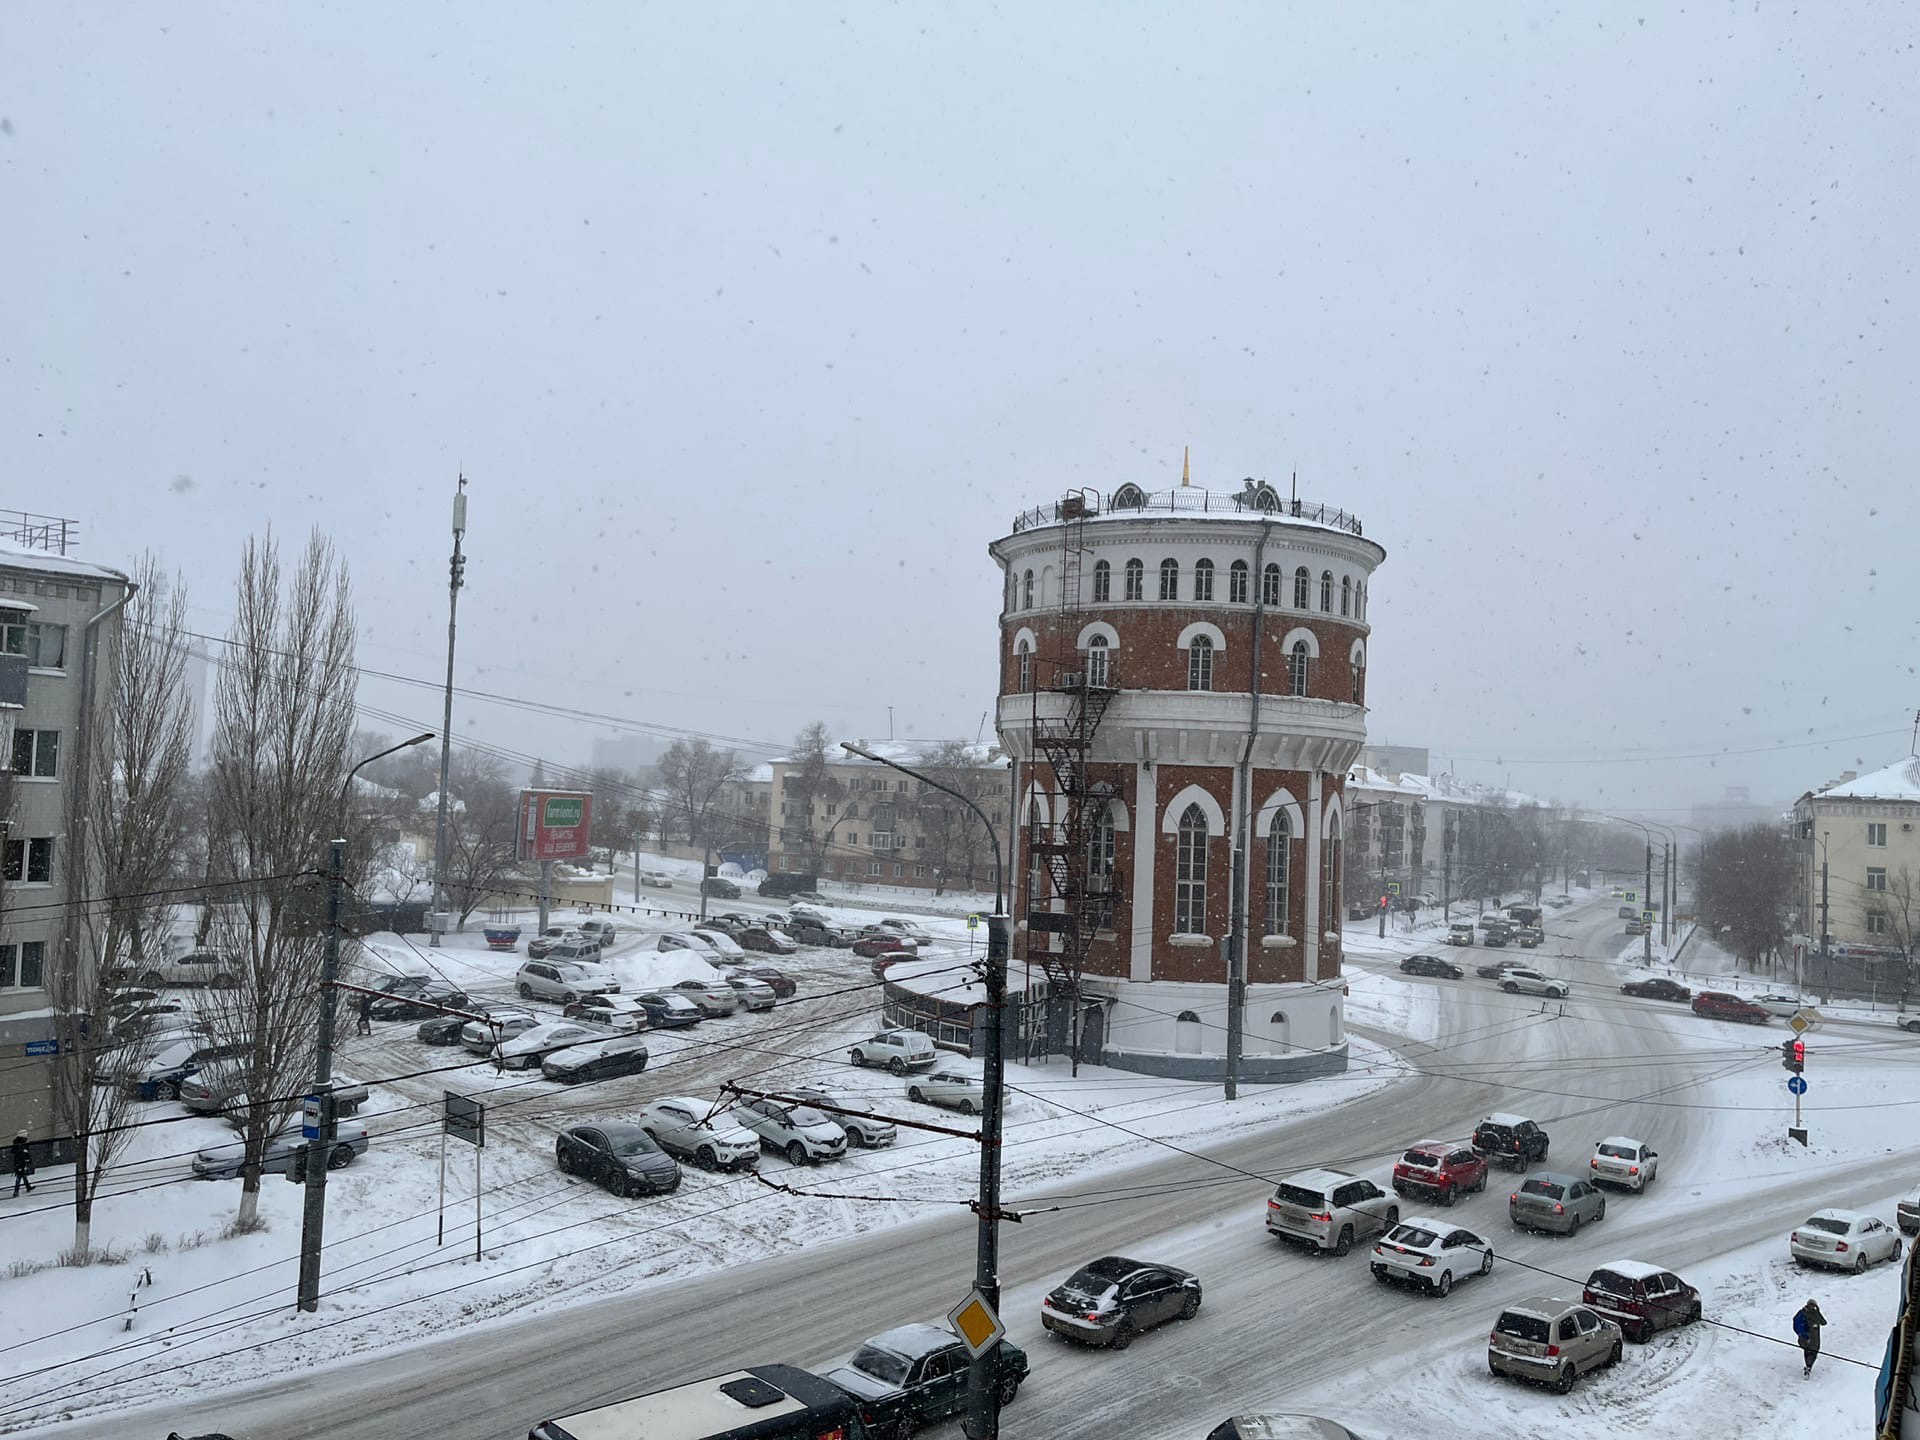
1600,815,1656,965
298,730,435,1312
842,743,1008,1440
429,477,468,948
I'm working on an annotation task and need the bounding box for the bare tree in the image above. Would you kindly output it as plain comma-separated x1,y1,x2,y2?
440,752,527,928
655,738,746,852
781,722,843,873
1867,866,1920,1011
204,530,357,1227
49,556,196,1255
916,741,1002,896
1697,821,1795,971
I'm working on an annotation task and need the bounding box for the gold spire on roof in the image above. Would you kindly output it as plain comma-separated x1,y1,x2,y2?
1181,445,1191,487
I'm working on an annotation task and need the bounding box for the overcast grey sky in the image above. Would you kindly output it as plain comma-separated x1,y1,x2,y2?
6,3,1915,814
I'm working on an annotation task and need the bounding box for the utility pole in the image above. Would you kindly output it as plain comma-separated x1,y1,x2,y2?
1442,814,1454,922
429,477,468,948
1819,843,1831,1002
1642,838,1653,964
1659,841,1671,950
1225,835,1245,1101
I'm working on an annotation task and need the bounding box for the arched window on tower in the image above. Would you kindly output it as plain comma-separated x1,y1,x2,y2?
1265,810,1291,935
1092,559,1111,602
1085,633,1110,688
1229,560,1249,604
1288,640,1310,697
1341,575,1352,617
1016,640,1032,693
1262,563,1282,606
1322,813,1342,938
1112,483,1146,509
1351,649,1365,703
1087,800,1115,891
1293,566,1311,609
1159,558,1179,601
1193,558,1215,602
1187,635,1214,691
1023,569,1034,610
1320,570,1334,613
1175,803,1209,934
1124,558,1145,601
1027,800,1047,910
1356,581,1366,620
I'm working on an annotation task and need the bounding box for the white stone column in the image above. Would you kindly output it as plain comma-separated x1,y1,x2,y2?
1305,770,1323,981
1132,762,1156,981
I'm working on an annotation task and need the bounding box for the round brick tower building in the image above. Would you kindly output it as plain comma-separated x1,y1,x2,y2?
989,478,1385,1082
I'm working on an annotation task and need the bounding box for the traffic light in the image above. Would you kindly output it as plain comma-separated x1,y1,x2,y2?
1781,1038,1805,1074
1379,894,1390,909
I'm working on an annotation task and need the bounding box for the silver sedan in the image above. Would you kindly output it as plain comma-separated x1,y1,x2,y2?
1509,1171,1608,1235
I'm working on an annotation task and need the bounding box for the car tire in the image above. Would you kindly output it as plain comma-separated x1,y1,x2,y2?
888,1057,906,1076
1596,1198,1607,1222
696,1146,717,1171
1435,1271,1452,1298
996,1373,1020,1405
1334,1226,1353,1257
850,1050,866,1068
139,971,166,988
1627,1319,1649,1344
518,983,533,1000
1856,1250,1871,1273
959,1099,977,1115
1439,1184,1456,1207
1894,1240,1905,1264
1109,1319,1134,1351
1475,1170,1488,1193
1568,1214,1581,1236
1549,987,1565,1000
1181,1290,1200,1320
558,1148,574,1174
1553,1362,1576,1395
156,1081,180,1101
1479,1250,1493,1276
211,973,238,989
1686,1301,1702,1325
908,1086,925,1104
1385,1206,1399,1227
327,1145,354,1170
1503,981,1519,993
1608,1339,1623,1367
842,1131,864,1150
562,991,578,1005
786,1141,808,1167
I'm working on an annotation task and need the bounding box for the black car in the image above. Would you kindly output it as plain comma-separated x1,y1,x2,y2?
416,1001,519,1046
1039,1256,1203,1349
1400,955,1463,980
1471,1114,1551,1170
555,1122,681,1197
1477,960,1520,980
370,982,471,1022
700,876,741,899
823,1322,1028,1436
1620,977,1692,1003
631,992,702,1028
1481,928,1510,948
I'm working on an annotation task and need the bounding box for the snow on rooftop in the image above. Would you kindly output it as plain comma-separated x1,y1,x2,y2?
0,543,131,584
1815,755,1920,803
1591,1258,1667,1281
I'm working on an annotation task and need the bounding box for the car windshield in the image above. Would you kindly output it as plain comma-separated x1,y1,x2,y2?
1597,1144,1635,1159
1387,1225,1439,1248
606,1130,661,1158
787,1107,829,1126
1496,1312,1551,1343
848,1345,911,1386
1803,1216,1851,1235
1400,1150,1440,1168
1587,1270,1641,1294
1519,1178,1564,1198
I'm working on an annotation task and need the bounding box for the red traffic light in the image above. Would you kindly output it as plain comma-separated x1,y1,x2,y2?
1792,1039,1806,1066
1379,895,1390,908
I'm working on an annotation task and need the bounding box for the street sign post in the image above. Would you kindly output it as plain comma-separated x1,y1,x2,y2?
947,1289,1005,1358
442,1093,485,1256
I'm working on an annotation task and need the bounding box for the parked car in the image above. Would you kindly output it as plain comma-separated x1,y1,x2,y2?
1265,1169,1399,1255
1900,1014,1920,1035
133,948,241,988
725,976,777,1012
460,1009,540,1054
1445,923,1476,947
1620,976,1691,1002
824,1322,1028,1435
554,1121,680,1196
787,1086,898,1148
1476,960,1523,980
369,980,471,1022
515,959,619,1004
637,869,673,888
192,1118,370,1179
1369,1218,1494,1296
1624,918,1650,936
635,1096,759,1171
855,933,918,960
109,1004,209,1048
1509,1171,1607,1235
1497,967,1567,999
730,1097,848,1165
181,1069,367,1118
1399,955,1463,980
877,919,934,946
418,1001,524,1046
738,926,799,956
493,1022,601,1070
540,1032,651,1085
629,991,703,1029
908,1064,985,1114
693,917,749,941
850,1029,937,1074
1691,990,1771,1025
1900,1184,1920,1237
1391,1140,1488,1207
1617,904,1637,919
1791,1209,1905,1272
789,917,855,948
1753,993,1806,1017
124,1040,250,1101
699,876,741,899
574,918,621,945
1582,1261,1702,1343
562,994,650,1029
724,962,796,998
528,930,601,961
670,977,740,1017
870,950,913,979
1472,1113,1550,1170
685,929,750,963
1487,1298,1622,1392
1039,1256,1202,1349
1589,1136,1659,1192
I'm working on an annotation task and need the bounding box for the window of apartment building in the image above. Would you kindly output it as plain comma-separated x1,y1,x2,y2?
0,941,47,991
1287,641,1310,697
1868,911,1889,935
3,838,54,884
893,864,904,878
1193,558,1214,601
1265,811,1291,935
915,835,925,849
1228,560,1249,604
1158,558,1179,601
1124,558,1144,600
1322,814,1342,933
1187,635,1214,691
897,780,909,792
1320,570,1334,612
826,802,836,816
1175,803,1208,934
1092,559,1111,602
874,804,896,831
1260,563,1280,606
11,729,58,779
1292,566,1310,609
915,864,928,878
1356,582,1366,620
0,620,66,669
849,833,859,846
1867,867,1888,891
1085,633,1110,688
1868,822,1888,847
869,861,882,876
1351,654,1365,704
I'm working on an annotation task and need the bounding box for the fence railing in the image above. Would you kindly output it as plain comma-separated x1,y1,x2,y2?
0,510,78,555
1010,489,1364,537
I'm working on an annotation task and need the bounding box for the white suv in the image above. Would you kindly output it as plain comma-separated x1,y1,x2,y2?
516,960,619,1003
635,1096,759,1171
1497,968,1567,1000
1266,1169,1400,1255
849,1029,937,1074
135,949,241,988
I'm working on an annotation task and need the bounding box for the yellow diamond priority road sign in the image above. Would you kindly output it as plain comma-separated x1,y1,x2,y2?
1792,1007,1822,1034
947,1289,1005,1357
1789,1013,1810,1035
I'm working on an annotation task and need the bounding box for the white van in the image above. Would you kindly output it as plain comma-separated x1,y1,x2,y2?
528,1363,867,1440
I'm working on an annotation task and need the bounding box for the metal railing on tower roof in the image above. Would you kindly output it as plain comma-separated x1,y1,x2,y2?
1008,487,1364,537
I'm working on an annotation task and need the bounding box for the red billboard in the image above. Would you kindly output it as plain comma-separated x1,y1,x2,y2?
519,790,593,862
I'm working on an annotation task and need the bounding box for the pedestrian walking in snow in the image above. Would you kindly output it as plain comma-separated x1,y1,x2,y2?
9,1131,32,1197
356,989,374,1036
1794,1298,1827,1376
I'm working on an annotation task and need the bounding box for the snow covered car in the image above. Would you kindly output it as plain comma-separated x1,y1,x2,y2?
574,918,621,945
669,977,739,1017
724,962,797,998
1039,1257,1202,1349
737,926,799,956
367,979,471,1022
635,1096,758,1171
122,1040,250,1101
824,1322,1028,1433
460,1009,540,1054
1790,1209,1905,1272
629,992,703,1029
561,994,651,1029
515,959,619,1003
1589,1137,1659,1192
786,1086,898,1148
192,1118,370,1178
908,1065,984,1115
850,1029,937,1074
1487,1298,1622,1393
876,919,934,946
491,1022,601,1070
418,1002,518,1046
1581,1261,1701,1343
730,1097,847,1165
133,948,241,989
725,976,777,1012
539,1032,651,1084
185,1071,368,1119
1369,1218,1493,1296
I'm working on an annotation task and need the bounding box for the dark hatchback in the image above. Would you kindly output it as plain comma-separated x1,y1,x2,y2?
1039,1255,1202,1349
1620,977,1691,1003
824,1321,1028,1437
1400,955,1464,980
370,980,471,1021
1582,1261,1702,1343
630,991,703,1028
555,1121,681,1197
417,1001,516,1046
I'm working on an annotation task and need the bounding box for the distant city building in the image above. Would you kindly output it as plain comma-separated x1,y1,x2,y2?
590,731,663,775
1791,756,1920,960
1689,784,1773,835
1361,743,1429,778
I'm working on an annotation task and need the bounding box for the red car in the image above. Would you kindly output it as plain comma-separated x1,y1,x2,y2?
1391,1140,1489,1207
1582,1261,1702,1344
1690,991,1770,1024
852,934,917,960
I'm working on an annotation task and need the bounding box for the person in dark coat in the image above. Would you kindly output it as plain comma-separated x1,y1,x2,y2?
10,1131,32,1197
1794,1298,1827,1376
356,989,374,1036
